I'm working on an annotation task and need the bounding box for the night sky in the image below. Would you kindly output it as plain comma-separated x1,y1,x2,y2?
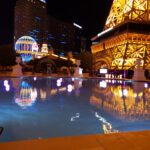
47,0,113,37
0,0,113,45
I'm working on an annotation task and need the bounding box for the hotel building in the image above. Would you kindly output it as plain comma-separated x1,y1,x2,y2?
14,0,82,55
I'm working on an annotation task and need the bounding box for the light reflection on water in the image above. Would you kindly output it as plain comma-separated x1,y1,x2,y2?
0,77,150,142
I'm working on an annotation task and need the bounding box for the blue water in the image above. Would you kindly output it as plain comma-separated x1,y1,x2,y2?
0,77,150,142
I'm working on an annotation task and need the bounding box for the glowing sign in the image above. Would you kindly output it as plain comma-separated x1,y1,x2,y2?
39,0,46,3
100,69,108,74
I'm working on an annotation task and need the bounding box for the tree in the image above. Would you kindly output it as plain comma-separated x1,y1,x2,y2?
78,51,93,72
0,44,16,66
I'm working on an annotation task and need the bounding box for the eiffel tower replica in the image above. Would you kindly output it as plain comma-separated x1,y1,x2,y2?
92,0,150,70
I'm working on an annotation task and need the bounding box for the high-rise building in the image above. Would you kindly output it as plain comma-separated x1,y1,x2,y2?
14,0,82,56
45,16,82,55
15,0,47,45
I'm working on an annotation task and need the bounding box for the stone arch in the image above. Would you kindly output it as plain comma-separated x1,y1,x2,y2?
93,58,111,71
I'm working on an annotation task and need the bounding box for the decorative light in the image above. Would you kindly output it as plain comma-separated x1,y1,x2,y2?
39,0,46,3
97,27,113,37
100,69,108,74
15,36,39,62
144,83,148,88
73,23,82,29
79,68,83,75
99,81,107,88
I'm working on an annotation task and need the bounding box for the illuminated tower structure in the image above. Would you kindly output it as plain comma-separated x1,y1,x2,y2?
92,0,150,70
14,0,47,45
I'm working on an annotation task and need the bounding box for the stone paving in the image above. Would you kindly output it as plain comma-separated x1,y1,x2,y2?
0,131,150,150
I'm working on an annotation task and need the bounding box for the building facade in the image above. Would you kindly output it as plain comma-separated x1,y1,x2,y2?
14,0,82,56
91,0,150,71
15,0,47,45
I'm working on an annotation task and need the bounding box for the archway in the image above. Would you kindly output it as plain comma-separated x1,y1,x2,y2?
94,58,111,71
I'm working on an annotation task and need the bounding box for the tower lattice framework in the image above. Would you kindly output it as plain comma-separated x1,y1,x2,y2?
92,0,150,70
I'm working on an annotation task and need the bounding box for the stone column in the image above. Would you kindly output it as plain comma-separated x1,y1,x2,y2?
74,60,83,77
12,57,23,76
132,58,146,81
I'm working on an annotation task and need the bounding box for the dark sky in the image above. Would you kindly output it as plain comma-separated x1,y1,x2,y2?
47,0,113,37
0,0,113,45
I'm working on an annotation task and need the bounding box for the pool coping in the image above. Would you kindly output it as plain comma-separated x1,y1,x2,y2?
0,130,150,150
0,73,150,82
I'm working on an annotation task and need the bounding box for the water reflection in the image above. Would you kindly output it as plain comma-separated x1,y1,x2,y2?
95,112,118,134
11,78,150,120
11,77,83,108
15,80,37,108
1,78,150,142
90,81,150,121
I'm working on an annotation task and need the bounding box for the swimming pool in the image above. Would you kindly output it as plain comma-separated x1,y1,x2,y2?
0,77,150,142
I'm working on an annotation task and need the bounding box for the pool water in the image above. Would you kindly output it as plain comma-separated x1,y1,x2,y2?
0,77,150,142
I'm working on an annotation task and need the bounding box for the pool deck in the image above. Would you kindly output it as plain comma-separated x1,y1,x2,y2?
0,131,150,150
0,72,149,82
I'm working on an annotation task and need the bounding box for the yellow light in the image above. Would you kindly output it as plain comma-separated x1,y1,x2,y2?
60,56,68,60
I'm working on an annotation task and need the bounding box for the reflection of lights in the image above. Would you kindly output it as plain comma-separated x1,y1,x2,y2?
57,82,61,87
59,87,67,92
15,98,33,108
15,81,37,108
68,84,73,89
99,81,107,88
123,89,128,96
40,89,46,100
105,74,109,78
138,92,143,97
57,78,63,87
79,81,82,87
70,113,80,122
31,88,38,101
112,80,116,84
5,84,10,92
15,89,37,108
34,77,37,81
4,80,9,86
4,80,10,92
72,78,75,81
134,93,138,98
95,112,118,134
119,90,123,97
90,96,102,107
79,68,83,75
59,78,63,82
50,89,57,95
145,83,148,88
67,84,73,92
